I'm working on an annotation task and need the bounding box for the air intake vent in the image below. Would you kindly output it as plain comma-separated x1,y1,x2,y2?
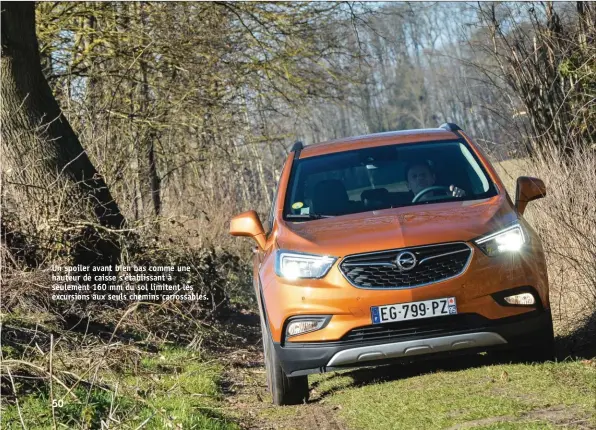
339,242,472,289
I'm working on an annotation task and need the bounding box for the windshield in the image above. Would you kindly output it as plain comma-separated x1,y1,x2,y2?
283,140,497,220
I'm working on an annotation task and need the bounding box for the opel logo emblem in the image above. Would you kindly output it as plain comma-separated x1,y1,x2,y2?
395,251,417,271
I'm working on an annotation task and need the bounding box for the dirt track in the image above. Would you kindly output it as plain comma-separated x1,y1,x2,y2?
219,310,347,430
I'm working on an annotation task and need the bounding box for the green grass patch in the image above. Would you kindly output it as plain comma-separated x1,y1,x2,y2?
472,423,557,430
315,360,595,430
2,347,239,429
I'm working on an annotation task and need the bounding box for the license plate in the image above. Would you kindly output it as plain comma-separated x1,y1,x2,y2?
371,297,457,324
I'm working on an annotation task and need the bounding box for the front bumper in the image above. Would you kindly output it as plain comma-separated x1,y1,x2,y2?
273,309,552,376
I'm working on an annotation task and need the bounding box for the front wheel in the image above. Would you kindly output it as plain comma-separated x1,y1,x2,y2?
260,317,309,405
520,320,556,363
495,316,556,364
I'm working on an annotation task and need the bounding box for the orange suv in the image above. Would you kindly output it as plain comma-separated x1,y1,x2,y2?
230,124,554,405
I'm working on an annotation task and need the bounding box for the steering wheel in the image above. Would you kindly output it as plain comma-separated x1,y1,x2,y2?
412,186,451,203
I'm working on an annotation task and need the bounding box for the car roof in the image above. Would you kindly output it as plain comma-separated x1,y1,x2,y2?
299,128,459,159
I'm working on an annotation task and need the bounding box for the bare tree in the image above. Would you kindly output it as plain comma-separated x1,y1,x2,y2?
1,3,124,263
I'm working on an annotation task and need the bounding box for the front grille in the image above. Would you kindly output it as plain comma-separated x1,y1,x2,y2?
341,314,487,344
339,242,472,289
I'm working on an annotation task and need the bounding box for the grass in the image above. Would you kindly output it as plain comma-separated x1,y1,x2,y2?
1,345,239,429
308,359,596,430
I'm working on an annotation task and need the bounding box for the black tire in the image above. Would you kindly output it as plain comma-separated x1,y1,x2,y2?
520,318,556,363
258,308,309,405
496,316,556,364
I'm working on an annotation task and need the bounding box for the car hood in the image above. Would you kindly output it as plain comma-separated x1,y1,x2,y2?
276,195,517,257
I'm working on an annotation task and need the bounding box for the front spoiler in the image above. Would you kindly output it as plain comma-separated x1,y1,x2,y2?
273,310,552,376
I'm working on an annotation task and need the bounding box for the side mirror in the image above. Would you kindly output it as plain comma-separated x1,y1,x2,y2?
229,210,266,250
515,176,546,215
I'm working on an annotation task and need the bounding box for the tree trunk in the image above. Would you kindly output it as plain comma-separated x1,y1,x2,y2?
1,3,125,262
134,2,162,223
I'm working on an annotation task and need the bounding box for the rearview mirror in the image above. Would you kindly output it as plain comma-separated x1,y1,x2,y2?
515,176,546,215
229,210,266,250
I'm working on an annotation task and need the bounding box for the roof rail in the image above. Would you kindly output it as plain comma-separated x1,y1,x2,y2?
439,123,462,132
290,140,303,159
290,140,304,152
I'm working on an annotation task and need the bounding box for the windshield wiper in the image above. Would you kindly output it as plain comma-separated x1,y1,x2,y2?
285,213,334,220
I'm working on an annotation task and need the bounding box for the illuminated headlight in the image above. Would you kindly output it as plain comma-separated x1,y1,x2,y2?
286,317,328,337
275,251,337,280
504,293,536,305
475,223,526,256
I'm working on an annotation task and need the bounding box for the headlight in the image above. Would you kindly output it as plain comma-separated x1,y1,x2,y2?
475,223,526,256
275,251,337,280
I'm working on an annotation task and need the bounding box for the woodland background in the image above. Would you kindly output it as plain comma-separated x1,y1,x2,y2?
0,2,594,428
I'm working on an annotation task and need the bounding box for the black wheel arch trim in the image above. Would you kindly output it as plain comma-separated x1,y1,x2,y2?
256,276,274,340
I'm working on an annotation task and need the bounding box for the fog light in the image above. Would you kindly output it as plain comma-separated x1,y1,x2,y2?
504,293,535,305
286,318,326,337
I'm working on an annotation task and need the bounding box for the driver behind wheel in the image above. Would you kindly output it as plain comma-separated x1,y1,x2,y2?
406,161,466,202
